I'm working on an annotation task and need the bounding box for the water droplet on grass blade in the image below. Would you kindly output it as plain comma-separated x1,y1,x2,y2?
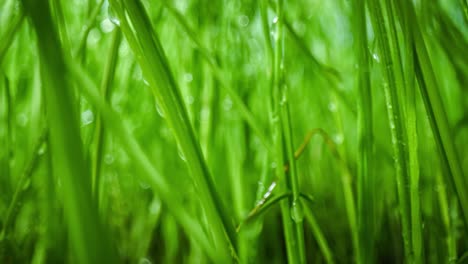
177,146,186,162
238,15,249,27
372,53,380,63
328,102,337,112
155,102,165,118
272,16,279,24
223,96,233,111
333,133,344,145
104,154,115,165
100,18,115,33
138,258,152,264
17,114,28,127
107,3,120,26
81,109,94,126
183,72,193,83
290,200,304,223
38,143,47,155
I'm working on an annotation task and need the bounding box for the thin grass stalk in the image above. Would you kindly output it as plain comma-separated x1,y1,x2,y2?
0,74,12,197
270,0,304,263
409,2,468,233
282,102,306,263
436,170,457,262
20,0,116,262
393,1,423,262
367,0,412,261
328,94,359,263
302,204,334,264
91,28,121,202
104,1,237,260
353,0,374,262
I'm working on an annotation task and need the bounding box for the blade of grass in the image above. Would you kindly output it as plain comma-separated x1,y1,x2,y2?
302,202,335,264
353,0,374,262
108,1,237,259
393,1,423,262
91,28,121,202
281,101,306,263
270,0,306,262
21,0,117,262
367,0,413,261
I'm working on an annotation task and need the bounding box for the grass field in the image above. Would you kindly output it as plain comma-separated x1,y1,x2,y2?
1,0,467,263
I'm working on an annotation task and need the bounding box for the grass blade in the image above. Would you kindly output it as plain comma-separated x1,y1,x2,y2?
108,1,237,259
20,0,116,262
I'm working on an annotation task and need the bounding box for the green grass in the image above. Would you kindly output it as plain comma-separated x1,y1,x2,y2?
0,0,467,263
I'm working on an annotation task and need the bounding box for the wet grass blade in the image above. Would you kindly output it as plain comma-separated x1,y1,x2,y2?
108,1,237,259
352,0,374,262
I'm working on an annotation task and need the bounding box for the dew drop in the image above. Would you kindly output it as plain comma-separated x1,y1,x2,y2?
22,178,31,191
17,113,28,127
290,200,304,223
139,181,150,189
238,15,249,27
81,109,94,126
104,154,115,165
150,199,162,215
272,16,279,24
328,102,337,113
183,72,193,83
186,95,194,105
37,144,47,155
100,18,115,33
155,102,165,118
177,146,187,162
270,162,277,169
107,4,120,26
372,53,380,63
223,96,233,111
87,28,101,46
138,258,152,264
333,134,344,145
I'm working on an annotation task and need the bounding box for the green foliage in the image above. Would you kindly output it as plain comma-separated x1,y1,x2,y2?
0,0,467,263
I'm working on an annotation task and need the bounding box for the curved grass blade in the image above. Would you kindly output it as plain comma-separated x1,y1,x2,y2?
237,192,290,232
